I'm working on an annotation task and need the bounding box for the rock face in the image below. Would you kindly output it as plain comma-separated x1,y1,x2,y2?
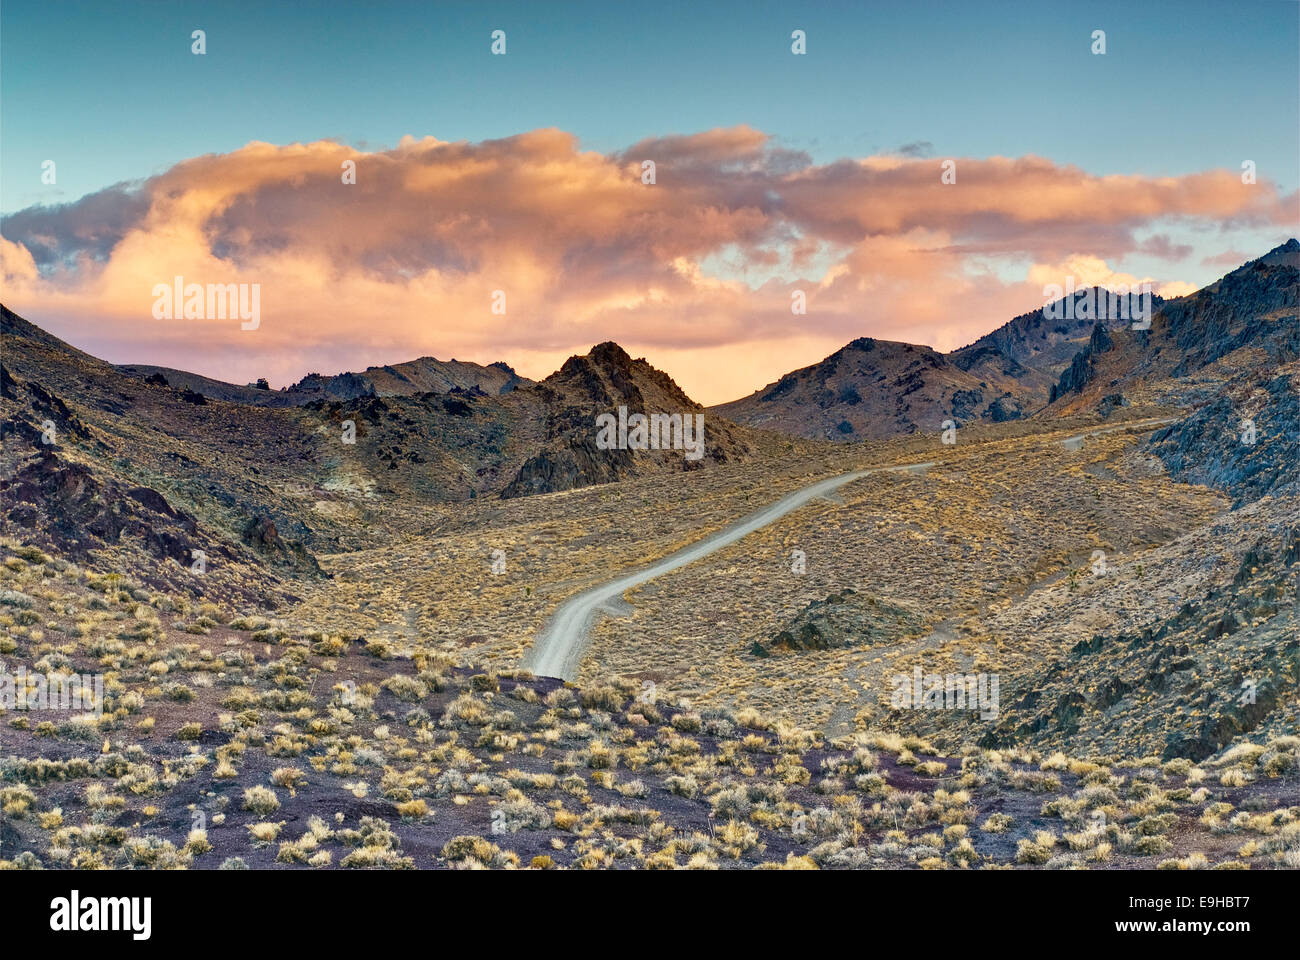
1049,322,1114,402
952,288,1159,398
1,453,213,570
288,356,529,402
293,371,377,401
1096,393,1130,418
1048,240,1300,416
242,513,324,575
986,395,1026,422
499,433,634,499
0,360,97,452
1163,240,1300,376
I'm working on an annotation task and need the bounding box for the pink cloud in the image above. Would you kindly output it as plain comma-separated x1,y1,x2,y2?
2,128,1294,405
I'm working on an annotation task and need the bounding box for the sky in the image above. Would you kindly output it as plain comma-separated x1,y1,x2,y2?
2,0,1298,404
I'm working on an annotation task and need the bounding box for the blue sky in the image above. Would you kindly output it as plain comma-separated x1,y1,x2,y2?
1,0,1296,403
4,0,1297,215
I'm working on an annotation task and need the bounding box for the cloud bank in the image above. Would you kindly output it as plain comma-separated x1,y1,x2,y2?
2,127,1293,403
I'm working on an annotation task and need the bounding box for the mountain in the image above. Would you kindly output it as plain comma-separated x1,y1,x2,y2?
714,288,1164,440
711,337,1000,441
1041,239,1300,506
950,289,1163,403
118,354,531,407
499,342,752,497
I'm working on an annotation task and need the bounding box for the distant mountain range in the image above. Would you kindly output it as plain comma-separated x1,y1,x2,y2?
74,240,1298,453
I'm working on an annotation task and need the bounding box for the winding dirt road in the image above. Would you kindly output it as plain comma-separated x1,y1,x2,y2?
520,417,1180,680
522,460,937,679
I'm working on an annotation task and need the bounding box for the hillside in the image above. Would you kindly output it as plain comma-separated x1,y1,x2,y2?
0,305,780,605
712,338,995,441
1047,240,1300,416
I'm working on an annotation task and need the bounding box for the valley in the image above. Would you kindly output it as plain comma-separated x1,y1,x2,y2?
0,243,1296,870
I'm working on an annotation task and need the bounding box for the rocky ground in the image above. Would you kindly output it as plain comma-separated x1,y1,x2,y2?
0,547,1295,870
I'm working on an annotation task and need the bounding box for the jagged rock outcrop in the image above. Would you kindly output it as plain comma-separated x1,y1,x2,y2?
242,513,325,575
118,353,532,407
752,589,923,656
499,433,634,499
1148,372,1300,505
1,453,214,571
1049,322,1113,402
500,342,750,498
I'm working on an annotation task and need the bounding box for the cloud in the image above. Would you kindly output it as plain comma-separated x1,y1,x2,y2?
1137,234,1194,261
1201,249,1251,268
895,141,934,158
1027,255,1196,300
1,181,151,269
1155,280,1200,298
2,128,1294,404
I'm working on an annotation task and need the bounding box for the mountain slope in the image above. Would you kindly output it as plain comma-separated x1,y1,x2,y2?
951,289,1163,401
1048,239,1300,416
1,306,771,603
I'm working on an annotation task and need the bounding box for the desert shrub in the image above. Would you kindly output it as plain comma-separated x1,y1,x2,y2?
579,685,625,711
242,786,280,814
981,813,1014,833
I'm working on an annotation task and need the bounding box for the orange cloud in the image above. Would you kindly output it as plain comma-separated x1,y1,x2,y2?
2,128,1293,404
